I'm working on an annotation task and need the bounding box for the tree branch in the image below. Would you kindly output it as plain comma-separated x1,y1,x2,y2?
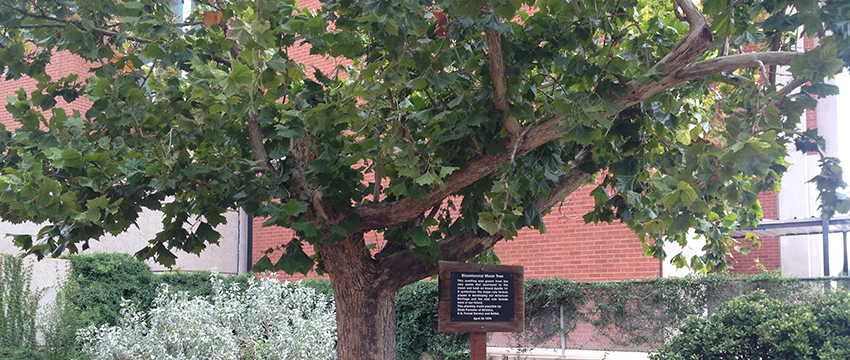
246,115,272,172
355,117,566,232
204,54,232,67
1,5,156,44
650,0,712,75
676,52,799,82
483,1,522,141
777,77,807,98
378,165,592,287
616,52,801,109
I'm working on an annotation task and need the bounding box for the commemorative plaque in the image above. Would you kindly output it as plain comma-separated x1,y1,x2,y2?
438,261,524,333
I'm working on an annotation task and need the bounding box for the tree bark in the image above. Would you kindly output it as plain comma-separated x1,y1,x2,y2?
320,232,401,360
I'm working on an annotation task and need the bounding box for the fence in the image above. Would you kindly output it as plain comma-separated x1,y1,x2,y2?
487,275,850,355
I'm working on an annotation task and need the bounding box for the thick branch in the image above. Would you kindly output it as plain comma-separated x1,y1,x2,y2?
355,117,566,231
676,52,799,82
482,1,522,140
246,115,272,172
651,0,712,75
616,52,801,109
378,166,591,286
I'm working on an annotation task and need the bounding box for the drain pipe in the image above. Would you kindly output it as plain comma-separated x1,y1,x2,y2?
823,216,830,277
843,231,848,276
247,214,253,273
560,304,566,356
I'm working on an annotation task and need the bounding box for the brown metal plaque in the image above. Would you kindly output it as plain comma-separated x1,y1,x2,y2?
438,261,524,333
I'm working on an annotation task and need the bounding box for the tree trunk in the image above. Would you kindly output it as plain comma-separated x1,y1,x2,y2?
320,232,401,360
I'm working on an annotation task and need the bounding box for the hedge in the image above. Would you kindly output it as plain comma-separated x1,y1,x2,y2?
54,253,847,359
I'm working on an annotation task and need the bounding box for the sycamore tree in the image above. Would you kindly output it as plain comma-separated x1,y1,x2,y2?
2,0,850,358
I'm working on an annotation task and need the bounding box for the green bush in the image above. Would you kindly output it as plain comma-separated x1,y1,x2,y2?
0,346,45,360
651,291,850,360
0,255,39,349
63,253,156,327
396,281,468,360
154,269,255,298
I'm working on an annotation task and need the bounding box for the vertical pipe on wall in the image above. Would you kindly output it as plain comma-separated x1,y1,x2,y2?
247,214,253,274
822,216,830,277
560,304,566,357
842,231,848,276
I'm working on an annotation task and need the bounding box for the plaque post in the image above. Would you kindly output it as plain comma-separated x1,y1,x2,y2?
470,332,487,360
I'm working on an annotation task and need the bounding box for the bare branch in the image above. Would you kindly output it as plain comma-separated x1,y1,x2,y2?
617,52,800,109
204,54,232,67
676,52,799,82
777,77,808,98
483,1,522,141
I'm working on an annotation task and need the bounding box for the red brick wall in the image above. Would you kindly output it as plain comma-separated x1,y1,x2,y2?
1,50,92,130
493,184,660,281
727,191,780,274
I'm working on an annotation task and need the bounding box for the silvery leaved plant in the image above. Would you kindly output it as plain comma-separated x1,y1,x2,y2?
77,274,336,360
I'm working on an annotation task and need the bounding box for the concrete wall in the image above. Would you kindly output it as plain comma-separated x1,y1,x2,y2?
0,208,249,275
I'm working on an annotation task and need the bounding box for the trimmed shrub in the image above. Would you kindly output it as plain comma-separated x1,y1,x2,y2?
78,275,337,360
63,253,155,327
651,290,850,360
396,281,469,360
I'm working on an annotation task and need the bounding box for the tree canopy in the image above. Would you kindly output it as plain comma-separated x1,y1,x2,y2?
2,0,850,357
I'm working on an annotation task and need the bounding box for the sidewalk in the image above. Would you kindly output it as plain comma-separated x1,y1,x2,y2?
487,347,650,360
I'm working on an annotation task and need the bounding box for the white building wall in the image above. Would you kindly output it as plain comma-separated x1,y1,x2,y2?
0,209,248,275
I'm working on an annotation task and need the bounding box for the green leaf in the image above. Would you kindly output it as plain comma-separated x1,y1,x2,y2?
410,78,428,90
723,212,739,227
282,199,307,216
438,166,458,178
415,170,440,186
677,182,698,206
690,255,706,272
252,255,274,272
127,88,144,102
452,0,485,18
87,195,109,210
385,20,399,36
675,129,691,145
477,212,499,235
410,227,431,247
703,0,727,15
267,55,288,72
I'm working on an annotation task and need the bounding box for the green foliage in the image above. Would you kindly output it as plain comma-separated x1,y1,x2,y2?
0,346,45,360
396,281,468,360
62,253,156,327
1,0,849,278
298,278,334,300
651,290,850,360
0,255,39,350
61,253,257,327
40,281,90,360
3,0,850,356
154,269,255,299
42,253,256,359
522,271,817,349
